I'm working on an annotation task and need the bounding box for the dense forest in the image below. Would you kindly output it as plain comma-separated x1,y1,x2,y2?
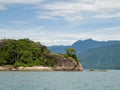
78,44,120,69
0,39,79,68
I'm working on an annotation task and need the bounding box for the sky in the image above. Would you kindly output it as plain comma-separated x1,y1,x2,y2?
0,0,120,46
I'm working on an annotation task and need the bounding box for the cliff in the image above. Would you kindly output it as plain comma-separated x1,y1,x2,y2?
45,54,83,71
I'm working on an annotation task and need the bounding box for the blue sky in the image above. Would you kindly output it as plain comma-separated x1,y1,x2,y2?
0,0,120,45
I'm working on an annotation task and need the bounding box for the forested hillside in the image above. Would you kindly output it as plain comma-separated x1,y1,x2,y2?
0,39,53,67
0,39,82,71
77,44,120,69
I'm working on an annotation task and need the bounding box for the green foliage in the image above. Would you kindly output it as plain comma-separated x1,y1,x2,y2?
78,44,120,69
0,39,52,67
0,39,81,67
0,51,9,65
14,61,28,67
66,48,76,56
65,48,79,64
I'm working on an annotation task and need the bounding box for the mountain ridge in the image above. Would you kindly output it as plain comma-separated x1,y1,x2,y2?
48,39,120,53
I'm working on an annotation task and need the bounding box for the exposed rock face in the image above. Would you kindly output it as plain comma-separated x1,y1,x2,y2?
45,54,83,71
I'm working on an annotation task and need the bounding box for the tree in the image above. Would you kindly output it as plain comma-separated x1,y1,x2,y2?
66,48,76,58
65,48,79,63
0,39,52,66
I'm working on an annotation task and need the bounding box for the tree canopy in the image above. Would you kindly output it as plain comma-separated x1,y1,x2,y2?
0,39,54,67
0,39,80,67
65,48,79,64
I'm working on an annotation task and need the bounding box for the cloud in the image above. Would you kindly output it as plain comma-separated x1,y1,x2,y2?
35,0,120,22
93,13,120,19
86,26,120,41
0,26,87,45
0,0,44,4
0,5,6,10
95,0,120,9
0,0,44,10
0,0,120,45
36,1,97,22
0,26,120,45
0,0,120,21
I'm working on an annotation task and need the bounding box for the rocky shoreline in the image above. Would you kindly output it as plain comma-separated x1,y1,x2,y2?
0,65,83,71
0,66,52,71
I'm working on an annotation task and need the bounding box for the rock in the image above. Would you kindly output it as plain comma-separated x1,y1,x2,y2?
45,54,83,71
22,66,53,71
16,66,53,71
0,65,13,71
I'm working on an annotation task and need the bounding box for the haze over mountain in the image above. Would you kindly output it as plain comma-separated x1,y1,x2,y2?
48,39,120,69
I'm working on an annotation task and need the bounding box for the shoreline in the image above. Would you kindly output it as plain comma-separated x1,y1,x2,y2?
0,66,53,71
0,65,83,71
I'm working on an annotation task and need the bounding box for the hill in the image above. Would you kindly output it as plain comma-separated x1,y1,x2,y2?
0,39,83,71
78,44,120,69
48,39,120,53
48,45,70,53
72,39,120,52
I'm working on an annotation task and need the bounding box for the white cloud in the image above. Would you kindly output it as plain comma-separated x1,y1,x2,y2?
36,1,97,22
1,26,119,45
0,5,6,10
35,0,120,22
95,0,120,9
0,0,44,10
89,26,120,34
86,26,120,41
0,0,44,4
93,12,120,18
0,0,120,45
0,25,87,45
0,0,120,21
37,14,58,20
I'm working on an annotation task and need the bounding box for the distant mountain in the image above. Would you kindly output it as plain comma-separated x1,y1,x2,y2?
48,39,120,69
78,44,120,69
48,45,70,53
72,39,120,53
48,39,120,53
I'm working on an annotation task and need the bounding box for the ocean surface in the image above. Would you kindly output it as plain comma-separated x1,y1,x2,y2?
0,70,120,90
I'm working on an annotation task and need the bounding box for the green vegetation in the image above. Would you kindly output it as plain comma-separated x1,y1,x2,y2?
78,44,120,69
0,39,53,67
65,48,79,64
49,39,120,70
0,39,79,67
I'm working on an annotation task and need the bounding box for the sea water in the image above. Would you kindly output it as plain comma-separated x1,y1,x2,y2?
0,70,120,90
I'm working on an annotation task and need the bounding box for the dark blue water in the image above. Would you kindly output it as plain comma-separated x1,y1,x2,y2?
0,70,120,90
